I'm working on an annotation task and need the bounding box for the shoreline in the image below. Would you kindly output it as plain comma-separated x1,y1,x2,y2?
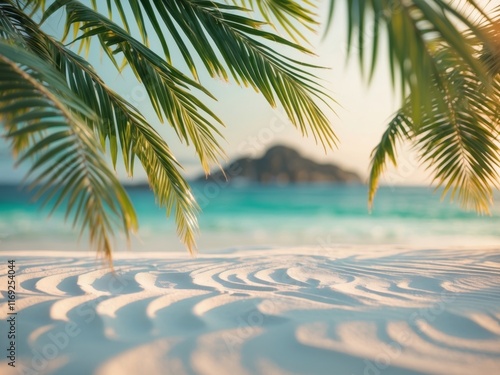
3,242,500,257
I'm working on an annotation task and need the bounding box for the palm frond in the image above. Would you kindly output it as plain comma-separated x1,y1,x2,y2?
1,2,201,253
51,47,202,253
369,31,500,214
43,0,337,150
327,0,490,124
415,48,500,214
0,41,138,261
42,0,226,173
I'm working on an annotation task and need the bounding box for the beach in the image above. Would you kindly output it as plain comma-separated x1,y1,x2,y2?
1,246,499,375
1,0,499,373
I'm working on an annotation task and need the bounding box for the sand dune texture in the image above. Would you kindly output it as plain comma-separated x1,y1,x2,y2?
1,247,500,375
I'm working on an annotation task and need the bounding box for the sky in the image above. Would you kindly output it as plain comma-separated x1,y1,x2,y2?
0,0,495,185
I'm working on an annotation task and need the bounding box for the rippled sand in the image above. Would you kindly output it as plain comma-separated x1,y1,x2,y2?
1,247,499,375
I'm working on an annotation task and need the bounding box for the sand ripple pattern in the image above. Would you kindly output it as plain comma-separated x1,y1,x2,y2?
1,248,499,375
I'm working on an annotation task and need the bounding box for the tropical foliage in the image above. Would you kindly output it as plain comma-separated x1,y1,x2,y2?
0,0,498,261
362,5,500,214
0,0,333,260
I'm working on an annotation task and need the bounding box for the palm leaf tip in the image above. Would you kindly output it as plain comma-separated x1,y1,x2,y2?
368,112,412,209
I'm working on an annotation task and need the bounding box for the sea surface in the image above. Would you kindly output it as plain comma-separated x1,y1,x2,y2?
1,183,500,252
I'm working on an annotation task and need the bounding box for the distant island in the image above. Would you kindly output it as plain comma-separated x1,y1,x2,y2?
196,145,362,184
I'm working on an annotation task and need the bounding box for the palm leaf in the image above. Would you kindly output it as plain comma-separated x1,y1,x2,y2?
415,47,500,213
369,27,500,214
42,0,227,173
1,2,201,254
327,0,490,124
42,0,337,150
0,41,138,261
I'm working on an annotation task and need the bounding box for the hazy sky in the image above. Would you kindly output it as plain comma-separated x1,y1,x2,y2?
0,0,494,185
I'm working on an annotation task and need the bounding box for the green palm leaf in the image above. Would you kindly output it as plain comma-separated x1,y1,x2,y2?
369,26,500,214
43,0,226,173
1,1,201,254
43,0,337,150
327,0,490,124
0,41,138,260
416,56,500,213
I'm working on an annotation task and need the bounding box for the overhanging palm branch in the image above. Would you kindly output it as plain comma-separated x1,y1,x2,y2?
0,41,138,260
42,0,337,149
2,0,337,261
1,1,201,254
369,14,500,214
327,0,491,124
44,1,226,172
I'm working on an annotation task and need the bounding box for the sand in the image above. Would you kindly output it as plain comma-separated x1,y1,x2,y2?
1,246,499,375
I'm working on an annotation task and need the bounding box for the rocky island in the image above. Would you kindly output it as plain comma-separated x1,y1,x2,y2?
197,145,362,184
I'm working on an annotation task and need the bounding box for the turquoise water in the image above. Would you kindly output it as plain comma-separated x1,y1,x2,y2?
1,183,500,251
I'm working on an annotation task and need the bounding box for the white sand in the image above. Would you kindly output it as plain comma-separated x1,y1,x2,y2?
1,247,500,375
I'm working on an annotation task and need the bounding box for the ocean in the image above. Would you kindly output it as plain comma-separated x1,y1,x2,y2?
1,183,500,252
